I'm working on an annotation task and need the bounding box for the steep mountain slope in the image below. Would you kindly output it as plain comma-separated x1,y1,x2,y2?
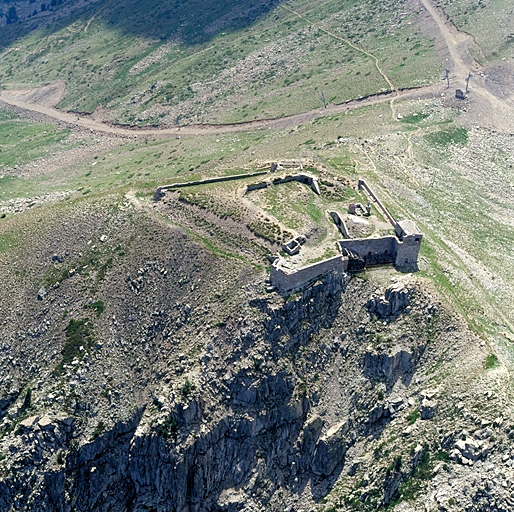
0,193,508,512
0,185,513,512
0,0,514,510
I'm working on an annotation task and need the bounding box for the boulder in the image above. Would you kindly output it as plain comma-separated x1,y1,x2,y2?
420,398,437,420
38,415,55,431
19,415,39,431
452,437,491,462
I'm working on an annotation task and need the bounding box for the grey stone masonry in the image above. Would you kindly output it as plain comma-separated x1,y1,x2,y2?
283,235,307,256
329,211,351,239
338,232,422,270
251,173,321,195
154,171,268,200
270,256,348,293
358,179,396,226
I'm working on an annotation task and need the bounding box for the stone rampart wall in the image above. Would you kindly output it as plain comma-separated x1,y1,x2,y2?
395,238,421,268
358,179,396,226
329,211,350,239
271,256,348,292
272,174,320,195
246,182,269,192
245,173,320,196
155,171,269,199
339,237,397,257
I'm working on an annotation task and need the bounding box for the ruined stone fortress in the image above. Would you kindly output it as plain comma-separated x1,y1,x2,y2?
271,179,422,292
155,163,422,293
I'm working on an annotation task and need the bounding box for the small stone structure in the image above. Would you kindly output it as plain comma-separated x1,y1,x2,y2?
282,235,306,256
348,203,358,214
455,89,467,100
348,202,370,216
270,161,304,172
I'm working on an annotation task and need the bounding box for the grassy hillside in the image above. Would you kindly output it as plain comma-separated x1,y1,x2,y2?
1,94,514,344
0,108,70,172
0,0,441,125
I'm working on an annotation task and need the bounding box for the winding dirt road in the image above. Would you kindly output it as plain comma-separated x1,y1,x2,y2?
418,0,514,132
0,85,437,138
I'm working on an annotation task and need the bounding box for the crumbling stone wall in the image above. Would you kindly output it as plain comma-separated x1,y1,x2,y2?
246,182,269,192
246,174,321,196
339,237,397,266
339,236,421,269
272,174,321,195
329,211,350,239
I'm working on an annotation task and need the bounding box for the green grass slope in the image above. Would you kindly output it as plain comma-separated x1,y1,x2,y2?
0,0,441,125
440,0,514,63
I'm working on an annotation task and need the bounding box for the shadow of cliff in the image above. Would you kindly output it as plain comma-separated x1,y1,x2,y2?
98,0,283,45
362,338,427,393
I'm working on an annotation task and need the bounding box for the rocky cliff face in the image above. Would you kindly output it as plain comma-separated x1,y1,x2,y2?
1,202,512,512
0,271,346,511
0,254,452,512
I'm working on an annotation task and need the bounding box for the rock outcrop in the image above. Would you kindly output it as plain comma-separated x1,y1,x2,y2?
367,281,413,320
364,347,414,382
0,207,507,512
